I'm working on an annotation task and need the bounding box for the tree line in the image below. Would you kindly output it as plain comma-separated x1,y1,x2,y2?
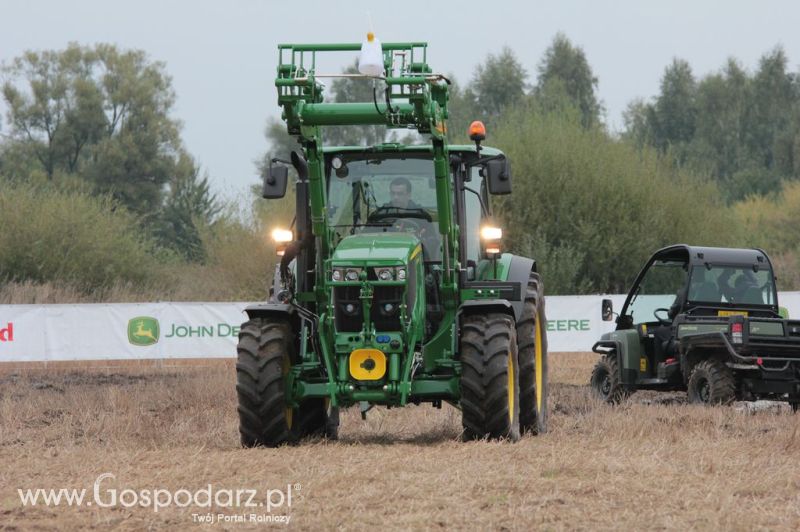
2,36,799,299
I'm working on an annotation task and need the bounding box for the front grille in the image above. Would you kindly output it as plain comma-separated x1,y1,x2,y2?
371,285,403,332
334,286,362,333
333,266,413,334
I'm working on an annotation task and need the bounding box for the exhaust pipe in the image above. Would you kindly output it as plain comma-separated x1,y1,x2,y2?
291,150,308,181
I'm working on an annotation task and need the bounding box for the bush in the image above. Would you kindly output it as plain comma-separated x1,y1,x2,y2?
492,104,739,294
0,182,169,291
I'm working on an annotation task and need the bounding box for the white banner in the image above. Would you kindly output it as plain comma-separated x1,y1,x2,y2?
0,303,248,363
1,294,799,361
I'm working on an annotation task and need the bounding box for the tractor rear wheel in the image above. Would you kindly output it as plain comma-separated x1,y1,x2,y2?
590,355,628,403
236,318,338,447
517,272,548,434
460,313,521,442
687,359,735,405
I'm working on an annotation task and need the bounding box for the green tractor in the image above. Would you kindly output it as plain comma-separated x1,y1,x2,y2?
235,39,548,446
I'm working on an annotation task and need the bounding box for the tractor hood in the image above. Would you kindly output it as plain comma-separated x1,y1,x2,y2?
332,233,420,264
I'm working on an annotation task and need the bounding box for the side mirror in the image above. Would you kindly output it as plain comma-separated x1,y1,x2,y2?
601,299,614,321
486,158,511,195
262,164,289,199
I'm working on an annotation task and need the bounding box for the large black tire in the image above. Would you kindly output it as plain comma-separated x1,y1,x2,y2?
790,402,799,413
517,272,549,434
460,313,521,441
293,399,340,440
236,318,338,447
590,355,628,404
687,359,735,405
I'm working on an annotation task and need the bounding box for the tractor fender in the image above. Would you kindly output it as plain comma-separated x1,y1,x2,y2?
504,255,537,321
243,303,298,328
458,299,515,321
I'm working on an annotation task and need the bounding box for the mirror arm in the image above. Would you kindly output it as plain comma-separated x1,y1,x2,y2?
462,185,489,217
464,153,504,169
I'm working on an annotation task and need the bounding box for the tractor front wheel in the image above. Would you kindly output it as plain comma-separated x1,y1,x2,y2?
460,313,521,442
687,359,735,405
236,318,338,447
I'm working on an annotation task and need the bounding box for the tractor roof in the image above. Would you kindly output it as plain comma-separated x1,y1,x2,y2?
651,244,771,269
321,144,504,157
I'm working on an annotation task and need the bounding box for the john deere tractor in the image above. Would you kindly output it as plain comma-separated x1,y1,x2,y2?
236,39,548,446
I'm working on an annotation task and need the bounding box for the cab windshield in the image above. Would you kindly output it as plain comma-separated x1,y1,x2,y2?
327,156,441,260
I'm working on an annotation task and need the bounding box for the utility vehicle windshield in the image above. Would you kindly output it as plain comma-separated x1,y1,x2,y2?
327,157,441,260
626,259,688,325
687,265,776,306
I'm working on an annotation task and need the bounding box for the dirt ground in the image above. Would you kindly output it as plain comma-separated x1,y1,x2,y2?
1,352,800,531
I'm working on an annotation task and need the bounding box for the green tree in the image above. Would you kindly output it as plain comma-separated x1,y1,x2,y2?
535,34,602,128
654,59,697,157
470,47,528,124
1,43,183,215
493,102,736,293
748,47,797,173
154,153,220,261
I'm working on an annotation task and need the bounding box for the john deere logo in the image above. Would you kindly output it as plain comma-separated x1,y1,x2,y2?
128,317,160,346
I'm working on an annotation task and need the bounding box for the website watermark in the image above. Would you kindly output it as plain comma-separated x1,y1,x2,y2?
17,473,297,524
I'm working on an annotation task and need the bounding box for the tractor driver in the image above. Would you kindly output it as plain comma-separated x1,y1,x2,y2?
388,177,422,210
384,177,439,259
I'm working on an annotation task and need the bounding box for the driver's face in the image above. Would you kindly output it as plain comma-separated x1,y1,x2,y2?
390,184,411,208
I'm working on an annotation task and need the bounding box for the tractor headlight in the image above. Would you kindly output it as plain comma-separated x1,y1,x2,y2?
332,269,342,282
397,268,406,281
378,268,393,281
345,268,361,282
480,225,503,255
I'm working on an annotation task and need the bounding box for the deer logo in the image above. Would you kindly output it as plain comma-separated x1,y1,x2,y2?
127,317,160,346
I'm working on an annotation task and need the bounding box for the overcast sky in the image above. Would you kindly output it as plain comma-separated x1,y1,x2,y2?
2,0,799,200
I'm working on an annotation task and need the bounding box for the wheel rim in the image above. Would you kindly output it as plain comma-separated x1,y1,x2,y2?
698,377,710,403
508,350,515,422
600,371,612,396
283,353,293,429
534,309,544,414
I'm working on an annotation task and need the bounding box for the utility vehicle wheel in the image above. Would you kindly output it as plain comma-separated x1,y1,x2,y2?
460,313,521,441
687,359,735,405
590,355,628,403
517,272,548,434
236,318,331,447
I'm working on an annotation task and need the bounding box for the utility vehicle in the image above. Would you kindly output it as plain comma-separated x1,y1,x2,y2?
591,244,800,410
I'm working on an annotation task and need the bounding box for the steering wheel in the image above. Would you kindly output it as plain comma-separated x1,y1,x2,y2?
653,308,671,325
367,206,433,223
394,218,424,234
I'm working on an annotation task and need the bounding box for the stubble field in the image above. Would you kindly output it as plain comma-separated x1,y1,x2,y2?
1,352,799,531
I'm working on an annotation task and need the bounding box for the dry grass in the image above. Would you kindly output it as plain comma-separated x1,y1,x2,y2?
1,353,800,530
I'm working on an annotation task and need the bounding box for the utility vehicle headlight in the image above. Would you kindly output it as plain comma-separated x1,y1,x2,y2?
378,268,393,281
345,269,361,282
332,270,342,282
397,268,407,281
